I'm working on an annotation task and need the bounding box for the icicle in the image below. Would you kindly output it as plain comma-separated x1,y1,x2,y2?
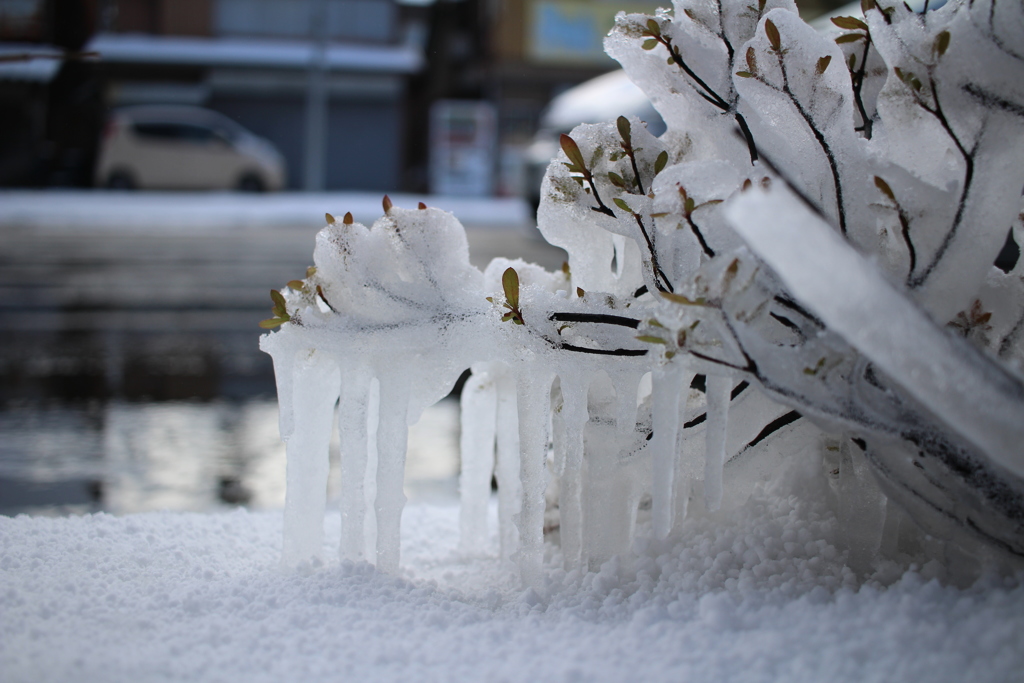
673,369,698,528
837,437,886,575
267,341,296,444
650,364,684,539
556,373,590,570
459,364,498,553
373,373,411,573
609,369,640,438
703,374,731,512
282,350,340,567
338,364,372,562
581,373,644,570
494,367,521,563
515,369,555,588
364,378,380,560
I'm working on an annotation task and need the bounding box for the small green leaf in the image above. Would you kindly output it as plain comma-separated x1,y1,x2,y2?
315,285,330,305
654,150,669,174
874,175,896,202
642,38,658,50
848,53,857,70
485,296,494,303
668,56,675,65
764,18,781,52
934,30,950,57
646,18,661,36
259,316,289,329
648,318,666,328
608,171,628,189
816,55,832,75
735,71,755,78
270,289,287,314
325,212,335,224
306,266,317,278
722,258,740,291
661,292,706,306
835,33,863,44
684,197,696,215
803,357,827,375
286,280,305,290
636,335,668,345
613,197,633,213
861,0,877,12
559,134,587,171
502,267,520,309
831,15,868,31
616,116,632,146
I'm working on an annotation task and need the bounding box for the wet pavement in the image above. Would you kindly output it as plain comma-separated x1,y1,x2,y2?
0,190,564,515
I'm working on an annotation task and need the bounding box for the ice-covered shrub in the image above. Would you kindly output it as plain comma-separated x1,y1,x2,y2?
261,0,1024,585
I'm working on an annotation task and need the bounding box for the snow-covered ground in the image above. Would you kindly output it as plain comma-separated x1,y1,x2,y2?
3,453,1022,683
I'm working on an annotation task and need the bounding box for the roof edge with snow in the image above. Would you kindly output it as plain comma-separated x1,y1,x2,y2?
85,33,424,74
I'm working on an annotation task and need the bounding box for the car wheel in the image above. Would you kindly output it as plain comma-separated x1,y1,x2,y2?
105,170,135,190
238,174,265,192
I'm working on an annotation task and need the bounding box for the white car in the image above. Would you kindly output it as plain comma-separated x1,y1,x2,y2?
95,106,286,191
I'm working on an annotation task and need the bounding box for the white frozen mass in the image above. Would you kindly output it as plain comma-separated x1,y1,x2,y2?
260,0,1024,588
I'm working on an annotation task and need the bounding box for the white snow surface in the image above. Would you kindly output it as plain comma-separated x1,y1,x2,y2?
0,190,530,232
3,456,1022,682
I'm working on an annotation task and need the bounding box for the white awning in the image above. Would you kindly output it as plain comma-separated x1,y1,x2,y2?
0,44,62,83
85,33,424,74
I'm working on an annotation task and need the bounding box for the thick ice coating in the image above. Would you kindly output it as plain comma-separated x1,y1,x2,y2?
263,0,1024,587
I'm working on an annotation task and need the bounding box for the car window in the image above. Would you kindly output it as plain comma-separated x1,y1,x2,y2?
132,122,219,145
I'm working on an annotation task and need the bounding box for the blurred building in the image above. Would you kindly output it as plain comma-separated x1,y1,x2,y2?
0,0,104,187
95,0,424,190
484,0,666,195
0,0,849,193
0,0,424,190
400,0,669,196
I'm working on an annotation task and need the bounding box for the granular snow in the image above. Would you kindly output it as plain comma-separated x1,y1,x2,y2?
3,460,1021,683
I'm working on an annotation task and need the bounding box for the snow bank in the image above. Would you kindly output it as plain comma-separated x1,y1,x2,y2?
3,461,1022,683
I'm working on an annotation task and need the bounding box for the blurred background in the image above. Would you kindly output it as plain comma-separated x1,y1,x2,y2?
0,0,850,517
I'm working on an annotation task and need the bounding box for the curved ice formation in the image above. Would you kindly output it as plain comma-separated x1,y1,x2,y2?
262,0,1024,585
